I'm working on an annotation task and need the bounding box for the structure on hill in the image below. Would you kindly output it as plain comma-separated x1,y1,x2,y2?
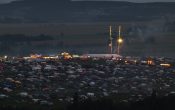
81,26,124,59
108,25,123,55
109,26,113,54
81,54,122,59
117,26,123,55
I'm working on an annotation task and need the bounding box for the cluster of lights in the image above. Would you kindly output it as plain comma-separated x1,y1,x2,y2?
30,54,42,59
61,52,72,59
43,56,58,59
22,52,79,60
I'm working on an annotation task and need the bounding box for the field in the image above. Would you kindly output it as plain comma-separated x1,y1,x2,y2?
0,22,175,57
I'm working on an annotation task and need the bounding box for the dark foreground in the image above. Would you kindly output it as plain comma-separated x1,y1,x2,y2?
1,94,175,110
0,57,175,110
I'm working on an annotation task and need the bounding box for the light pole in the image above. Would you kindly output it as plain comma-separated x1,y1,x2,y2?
109,25,113,54
117,26,123,55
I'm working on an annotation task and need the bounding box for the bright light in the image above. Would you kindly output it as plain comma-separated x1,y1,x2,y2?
64,55,72,60
61,52,69,56
118,38,123,43
30,54,41,59
72,55,79,58
4,55,8,59
160,63,171,67
61,52,72,59
147,60,153,65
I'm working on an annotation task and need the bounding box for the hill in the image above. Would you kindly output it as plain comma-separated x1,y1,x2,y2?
0,0,175,23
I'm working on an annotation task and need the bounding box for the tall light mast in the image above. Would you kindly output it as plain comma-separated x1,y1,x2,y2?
109,25,113,54
117,26,123,55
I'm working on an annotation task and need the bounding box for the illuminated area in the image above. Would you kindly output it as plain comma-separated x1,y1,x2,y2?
0,54,175,110
72,55,80,58
43,56,58,59
61,52,72,59
147,60,153,65
30,54,42,59
0,1,175,109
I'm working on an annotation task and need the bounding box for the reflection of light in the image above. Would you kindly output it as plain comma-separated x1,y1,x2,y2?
118,38,123,44
160,63,171,67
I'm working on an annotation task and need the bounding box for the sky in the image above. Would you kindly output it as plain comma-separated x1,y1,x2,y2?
0,0,175,4
0,0,15,3
74,0,175,3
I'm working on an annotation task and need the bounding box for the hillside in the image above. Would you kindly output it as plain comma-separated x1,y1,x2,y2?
0,0,175,23
0,0,175,56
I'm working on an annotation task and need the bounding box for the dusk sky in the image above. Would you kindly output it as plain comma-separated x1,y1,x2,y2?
74,0,175,2
0,0,175,4
0,0,15,3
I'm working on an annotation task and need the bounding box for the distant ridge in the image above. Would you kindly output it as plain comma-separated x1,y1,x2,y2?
0,0,175,23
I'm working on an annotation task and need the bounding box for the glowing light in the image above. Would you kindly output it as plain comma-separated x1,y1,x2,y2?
43,56,58,59
30,54,41,59
118,38,123,44
64,55,72,60
72,55,79,58
4,56,8,59
61,52,72,59
160,63,171,67
61,52,69,56
147,60,153,65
